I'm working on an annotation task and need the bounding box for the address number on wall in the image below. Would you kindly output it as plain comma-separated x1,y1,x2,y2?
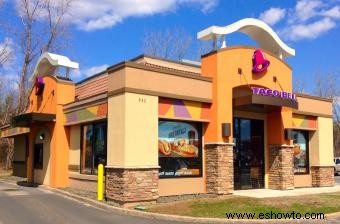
139,97,146,103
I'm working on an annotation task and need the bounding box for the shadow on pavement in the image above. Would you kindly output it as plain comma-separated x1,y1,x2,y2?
17,181,40,188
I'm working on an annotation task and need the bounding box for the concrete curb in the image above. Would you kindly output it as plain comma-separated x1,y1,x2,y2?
0,178,339,223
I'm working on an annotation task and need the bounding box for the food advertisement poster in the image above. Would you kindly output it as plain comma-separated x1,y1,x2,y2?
158,121,199,158
158,121,202,178
293,131,308,174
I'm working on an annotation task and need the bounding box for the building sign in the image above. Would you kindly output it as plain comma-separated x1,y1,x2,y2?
252,87,297,101
252,49,270,73
35,76,45,96
158,121,202,178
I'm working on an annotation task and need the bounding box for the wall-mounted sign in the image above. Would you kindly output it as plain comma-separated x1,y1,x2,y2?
158,121,202,178
35,76,45,96
252,49,270,73
252,87,297,101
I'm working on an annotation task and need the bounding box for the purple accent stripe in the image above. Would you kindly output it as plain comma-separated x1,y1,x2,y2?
67,112,77,122
173,99,191,118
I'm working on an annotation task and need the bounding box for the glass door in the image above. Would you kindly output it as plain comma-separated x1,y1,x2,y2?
233,117,264,190
93,123,107,174
81,122,107,175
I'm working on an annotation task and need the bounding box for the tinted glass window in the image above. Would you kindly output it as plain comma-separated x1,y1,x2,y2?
293,130,309,174
81,123,107,175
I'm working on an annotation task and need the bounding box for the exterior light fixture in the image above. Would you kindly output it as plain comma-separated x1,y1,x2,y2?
39,134,45,140
222,123,231,137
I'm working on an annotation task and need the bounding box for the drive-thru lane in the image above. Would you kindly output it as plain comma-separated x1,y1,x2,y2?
0,181,189,224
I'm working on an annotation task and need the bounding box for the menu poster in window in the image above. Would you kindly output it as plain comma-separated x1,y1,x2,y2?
293,130,309,174
158,121,199,158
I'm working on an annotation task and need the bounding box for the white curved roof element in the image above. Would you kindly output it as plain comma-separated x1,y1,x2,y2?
197,18,295,58
30,52,79,80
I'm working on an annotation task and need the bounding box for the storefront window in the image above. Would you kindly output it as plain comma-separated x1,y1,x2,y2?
293,130,309,174
81,122,107,175
158,120,202,178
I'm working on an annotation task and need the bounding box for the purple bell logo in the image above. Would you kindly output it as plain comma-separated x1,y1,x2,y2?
252,49,270,73
35,76,45,96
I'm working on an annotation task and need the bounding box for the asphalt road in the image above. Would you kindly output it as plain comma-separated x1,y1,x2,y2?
0,180,339,224
0,181,188,224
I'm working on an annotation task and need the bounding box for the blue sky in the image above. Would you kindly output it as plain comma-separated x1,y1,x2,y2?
1,0,340,93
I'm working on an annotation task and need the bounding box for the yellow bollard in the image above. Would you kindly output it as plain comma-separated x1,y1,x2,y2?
97,164,104,201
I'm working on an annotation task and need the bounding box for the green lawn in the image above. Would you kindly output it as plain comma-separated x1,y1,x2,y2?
148,193,340,218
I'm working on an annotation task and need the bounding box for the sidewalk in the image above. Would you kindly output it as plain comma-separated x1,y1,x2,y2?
234,185,340,198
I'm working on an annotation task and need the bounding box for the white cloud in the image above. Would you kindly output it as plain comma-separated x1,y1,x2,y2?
294,0,324,22
322,5,340,19
259,0,340,41
68,0,218,31
0,73,19,90
72,64,108,79
280,17,336,41
259,7,286,26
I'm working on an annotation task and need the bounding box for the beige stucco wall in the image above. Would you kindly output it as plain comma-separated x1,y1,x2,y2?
309,117,334,166
294,175,312,187
309,130,319,166
107,92,158,167
107,94,125,166
108,66,212,102
14,135,26,161
159,178,204,196
317,117,334,165
296,96,332,116
69,125,80,166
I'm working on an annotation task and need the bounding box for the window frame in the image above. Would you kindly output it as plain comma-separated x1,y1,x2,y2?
292,130,310,175
80,121,107,175
158,119,203,179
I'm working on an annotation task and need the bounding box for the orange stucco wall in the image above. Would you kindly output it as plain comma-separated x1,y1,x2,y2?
201,47,293,145
26,76,75,187
27,77,57,114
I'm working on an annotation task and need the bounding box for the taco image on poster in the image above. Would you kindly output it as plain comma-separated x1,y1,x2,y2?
158,140,171,156
171,139,198,157
293,144,301,156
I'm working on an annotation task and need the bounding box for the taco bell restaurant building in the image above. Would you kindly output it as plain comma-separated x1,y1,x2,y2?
0,19,334,206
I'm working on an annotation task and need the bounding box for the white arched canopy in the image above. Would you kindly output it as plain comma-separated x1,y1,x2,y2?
197,18,295,59
30,52,79,81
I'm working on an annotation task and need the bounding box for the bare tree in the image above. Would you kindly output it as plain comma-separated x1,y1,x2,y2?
15,0,73,114
0,80,17,169
0,1,13,69
0,38,13,69
143,27,193,61
293,77,306,93
0,0,73,170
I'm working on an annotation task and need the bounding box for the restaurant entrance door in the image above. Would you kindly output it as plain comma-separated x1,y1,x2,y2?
233,117,265,190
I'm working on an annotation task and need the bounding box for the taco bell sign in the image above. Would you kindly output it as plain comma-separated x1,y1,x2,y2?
252,87,297,101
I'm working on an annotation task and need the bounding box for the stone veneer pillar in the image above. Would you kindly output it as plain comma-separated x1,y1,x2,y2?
105,166,159,206
268,145,294,190
311,166,334,187
205,143,234,194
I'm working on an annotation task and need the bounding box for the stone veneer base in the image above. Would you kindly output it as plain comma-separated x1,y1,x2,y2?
105,167,159,205
205,144,234,195
268,145,294,190
311,166,334,187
